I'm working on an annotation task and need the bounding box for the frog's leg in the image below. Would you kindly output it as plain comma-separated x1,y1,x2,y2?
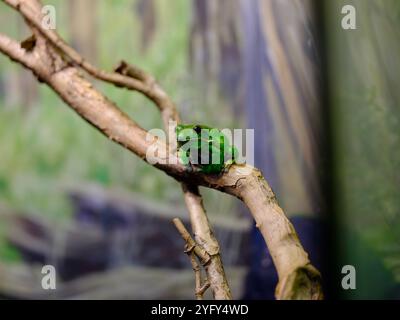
223,160,235,173
223,146,239,171
178,148,192,171
225,146,238,164
178,148,189,165
179,148,201,173
230,145,239,160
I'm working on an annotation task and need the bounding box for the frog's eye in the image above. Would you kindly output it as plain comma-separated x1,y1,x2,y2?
177,127,198,141
193,125,201,134
176,124,183,133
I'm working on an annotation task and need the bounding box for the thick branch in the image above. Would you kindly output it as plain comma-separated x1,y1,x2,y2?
220,166,323,299
0,34,35,70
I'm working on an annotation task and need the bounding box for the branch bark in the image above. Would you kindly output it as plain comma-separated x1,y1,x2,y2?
0,0,323,300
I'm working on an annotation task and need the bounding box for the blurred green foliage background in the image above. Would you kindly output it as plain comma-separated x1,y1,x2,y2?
326,0,400,298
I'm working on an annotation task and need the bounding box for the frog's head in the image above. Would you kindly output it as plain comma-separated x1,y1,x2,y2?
175,124,183,133
176,124,199,143
176,124,204,133
192,125,202,134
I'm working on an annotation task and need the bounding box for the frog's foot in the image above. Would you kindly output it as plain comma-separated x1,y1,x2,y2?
184,163,200,174
223,160,235,172
184,164,193,173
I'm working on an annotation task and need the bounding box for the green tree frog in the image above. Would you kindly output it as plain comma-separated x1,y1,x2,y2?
176,124,238,174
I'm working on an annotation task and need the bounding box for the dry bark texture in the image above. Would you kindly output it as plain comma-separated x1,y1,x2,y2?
0,0,322,300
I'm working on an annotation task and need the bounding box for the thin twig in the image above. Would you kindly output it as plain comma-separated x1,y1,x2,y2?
197,279,210,299
189,254,206,300
173,218,211,299
173,218,210,266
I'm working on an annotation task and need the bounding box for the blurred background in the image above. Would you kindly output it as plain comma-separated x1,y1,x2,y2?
0,0,398,299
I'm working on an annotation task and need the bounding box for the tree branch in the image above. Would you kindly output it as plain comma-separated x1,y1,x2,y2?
172,218,210,266
3,0,179,128
173,218,211,299
0,33,35,70
0,0,323,299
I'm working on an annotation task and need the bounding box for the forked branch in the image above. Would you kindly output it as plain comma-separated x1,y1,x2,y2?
173,218,211,299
